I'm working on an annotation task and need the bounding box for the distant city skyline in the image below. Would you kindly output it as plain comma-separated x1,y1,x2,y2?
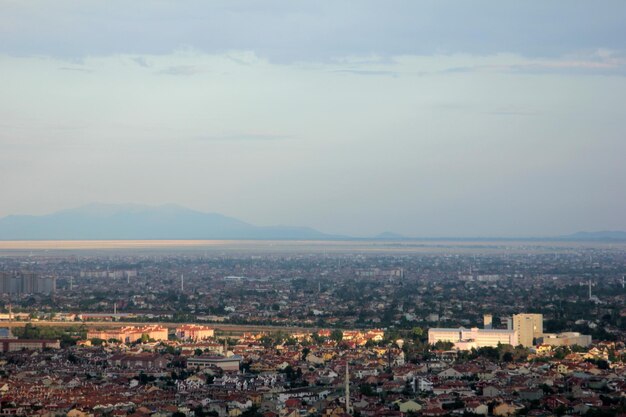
1,1,625,237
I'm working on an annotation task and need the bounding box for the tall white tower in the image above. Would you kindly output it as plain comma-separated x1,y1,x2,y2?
345,362,351,415
483,314,493,330
181,274,184,293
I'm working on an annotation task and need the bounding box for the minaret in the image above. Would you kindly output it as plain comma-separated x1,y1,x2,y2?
114,302,117,315
180,274,184,293
345,362,351,415
588,280,592,300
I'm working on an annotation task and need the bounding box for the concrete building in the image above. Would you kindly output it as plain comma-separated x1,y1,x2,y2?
542,332,592,347
187,355,242,371
175,324,215,341
513,314,543,347
428,327,518,350
483,314,493,330
108,352,169,369
87,325,168,343
0,339,61,352
0,272,56,295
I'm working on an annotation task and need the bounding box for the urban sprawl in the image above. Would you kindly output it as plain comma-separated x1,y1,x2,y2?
0,247,625,417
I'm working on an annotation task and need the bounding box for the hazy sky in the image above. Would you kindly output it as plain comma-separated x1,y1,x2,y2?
1,1,626,237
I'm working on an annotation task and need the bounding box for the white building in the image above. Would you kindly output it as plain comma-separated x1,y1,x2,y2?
542,332,592,347
428,327,518,350
513,313,543,347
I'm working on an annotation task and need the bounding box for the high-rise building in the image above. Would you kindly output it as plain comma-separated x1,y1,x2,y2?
512,313,543,347
0,272,56,295
483,314,493,329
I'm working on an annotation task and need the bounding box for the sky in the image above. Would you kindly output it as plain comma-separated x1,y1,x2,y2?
1,1,626,237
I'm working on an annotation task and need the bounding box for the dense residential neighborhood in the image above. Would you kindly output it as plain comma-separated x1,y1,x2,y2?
0,246,625,416
0,326,624,417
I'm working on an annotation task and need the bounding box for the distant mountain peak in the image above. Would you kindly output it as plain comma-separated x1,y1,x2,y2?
560,230,626,241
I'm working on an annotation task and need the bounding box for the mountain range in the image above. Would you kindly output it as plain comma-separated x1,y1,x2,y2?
0,203,624,241
0,203,339,240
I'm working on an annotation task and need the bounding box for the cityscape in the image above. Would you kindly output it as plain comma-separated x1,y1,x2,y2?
2,1,626,417
0,242,624,417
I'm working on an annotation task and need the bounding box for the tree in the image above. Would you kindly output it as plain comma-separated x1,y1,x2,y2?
311,332,325,344
90,338,105,346
330,329,343,343
411,327,424,340
433,340,454,351
260,335,274,348
360,383,376,396
240,406,263,417
555,405,567,416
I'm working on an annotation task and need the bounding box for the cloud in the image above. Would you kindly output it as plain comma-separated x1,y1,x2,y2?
58,66,93,73
158,65,207,76
131,56,150,68
1,46,625,236
331,69,397,77
1,2,626,64
432,50,626,76
485,110,540,117
195,133,294,142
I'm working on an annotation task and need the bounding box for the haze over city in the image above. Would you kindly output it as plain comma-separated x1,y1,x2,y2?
2,1,626,237
2,4,626,417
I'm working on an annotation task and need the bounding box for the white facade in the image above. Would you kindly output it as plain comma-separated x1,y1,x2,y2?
542,332,592,347
513,313,543,347
428,327,518,349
